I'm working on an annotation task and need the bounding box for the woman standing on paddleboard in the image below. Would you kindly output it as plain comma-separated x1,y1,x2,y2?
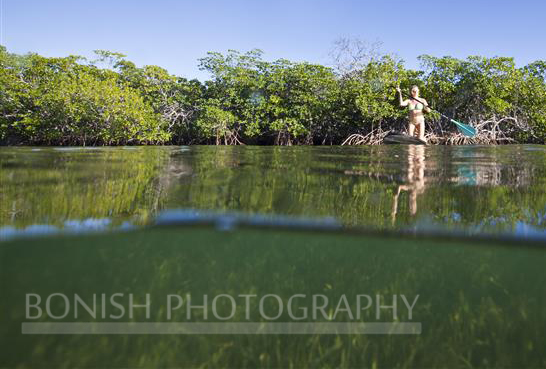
396,85,430,143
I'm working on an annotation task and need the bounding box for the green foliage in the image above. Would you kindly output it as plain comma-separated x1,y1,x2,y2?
1,46,545,145
195,104,238,144
354,55,408,128
1,50,170,144
198,49,267,141
198,50,340,144
0,46,32,141
263,61,338,144
114,56,204,143
420,55,546,142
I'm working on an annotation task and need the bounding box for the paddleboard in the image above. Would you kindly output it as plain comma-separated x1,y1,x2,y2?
383,131,427,145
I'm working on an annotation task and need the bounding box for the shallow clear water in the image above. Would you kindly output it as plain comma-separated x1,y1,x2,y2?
2,224,546,367
1,145,545,238
1,145,546,368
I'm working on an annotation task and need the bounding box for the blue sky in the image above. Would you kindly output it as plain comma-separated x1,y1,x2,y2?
2,0,545,80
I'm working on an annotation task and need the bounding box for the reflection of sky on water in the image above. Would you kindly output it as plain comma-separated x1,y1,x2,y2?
430,212,546,239
0,218,135,241
515,222,546,238
1,210,544,242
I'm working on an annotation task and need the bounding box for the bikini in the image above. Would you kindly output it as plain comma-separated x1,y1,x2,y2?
408,101,424,111
408,100,425,129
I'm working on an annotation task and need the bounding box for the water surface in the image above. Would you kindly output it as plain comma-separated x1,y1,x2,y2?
1,145,546,368
1,145,545,237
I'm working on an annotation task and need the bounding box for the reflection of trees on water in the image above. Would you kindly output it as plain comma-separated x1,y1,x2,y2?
2,146,544,234
155,152,193,211
163,146,545,233
448,148,537,187
388,146,544,230
0,148,173,227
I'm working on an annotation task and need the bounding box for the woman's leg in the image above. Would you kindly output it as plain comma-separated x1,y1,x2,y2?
416,121,426,141
408,122,415,137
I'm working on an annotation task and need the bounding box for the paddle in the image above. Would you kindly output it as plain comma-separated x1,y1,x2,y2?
398,88,476,137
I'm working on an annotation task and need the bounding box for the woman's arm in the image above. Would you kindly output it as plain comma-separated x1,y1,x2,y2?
422,99,431,113
396,87,408,107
